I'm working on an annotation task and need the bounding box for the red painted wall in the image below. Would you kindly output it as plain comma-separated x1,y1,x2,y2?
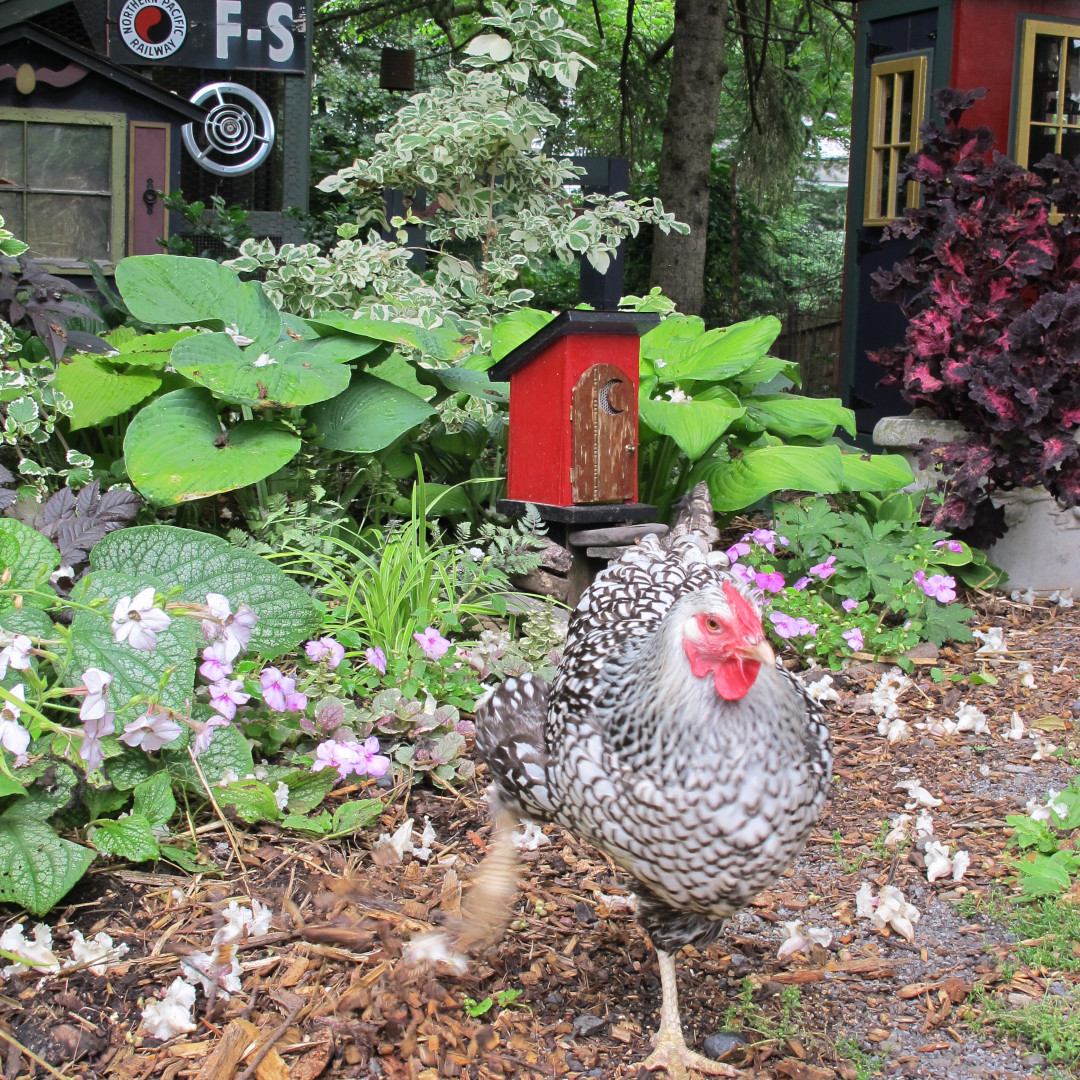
950,0,1080,147
506,335,642,505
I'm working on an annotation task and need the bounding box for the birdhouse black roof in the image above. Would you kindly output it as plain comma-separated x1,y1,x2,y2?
489,309,660,381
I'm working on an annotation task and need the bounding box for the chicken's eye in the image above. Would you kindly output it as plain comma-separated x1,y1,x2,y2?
704,617,722,632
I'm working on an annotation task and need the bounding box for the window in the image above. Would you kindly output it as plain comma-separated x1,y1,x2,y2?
1016,20,1080,169
863,55,929,226
0,109,125,268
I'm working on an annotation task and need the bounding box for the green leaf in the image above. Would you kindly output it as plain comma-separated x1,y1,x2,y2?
170,333,355,409
731,354,802,391
839,452,914,493
133,771,175,829
490,308,555,360
307,311,471,363
743,395,855,441
0,817,94,915
115,256,280,348
0,604,57,640
165,718,253,787
53,354,161,431
107,746,160,790
306,372,437,453
89,813,160,862
416,365,510,404
330,798,384,835
269,768,335,815
638,398,745,461
695,444,847,512
0,518,61,600
101,329,199,370
1018,852,1075,897
1006,813,1061,853
90,525,320,657
217,778,280,823
124,388,301,504
0,774,27,799
655,317,781,382
921,601,975,647
160,844,205,872
281,810,331,835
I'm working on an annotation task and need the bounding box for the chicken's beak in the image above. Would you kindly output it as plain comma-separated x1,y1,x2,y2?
744,638,776,667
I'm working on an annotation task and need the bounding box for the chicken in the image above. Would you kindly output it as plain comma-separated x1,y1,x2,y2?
467,483,833,1078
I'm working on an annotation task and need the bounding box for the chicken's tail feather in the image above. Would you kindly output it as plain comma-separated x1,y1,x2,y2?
665,481,719,548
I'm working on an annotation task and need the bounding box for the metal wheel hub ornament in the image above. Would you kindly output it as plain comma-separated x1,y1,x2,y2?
182,82,274,177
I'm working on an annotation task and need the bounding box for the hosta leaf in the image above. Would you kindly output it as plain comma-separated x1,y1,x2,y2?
0,518,61,601
743,396,856,441
490,308,555,360
124,388,301,504
53,354,160,431
839,451,915,493
0,817,94,915
89,813,159,862
649,317,781,382
89,525,320,656
101,329,199,370
306,372,437,453
694,444,847,512
307,310,471,362
638,398,745,461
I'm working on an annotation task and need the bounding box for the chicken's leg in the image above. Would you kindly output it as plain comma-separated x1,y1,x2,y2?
640,949,741,1078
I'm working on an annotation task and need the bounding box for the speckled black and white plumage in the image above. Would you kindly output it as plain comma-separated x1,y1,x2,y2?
475,485,832,956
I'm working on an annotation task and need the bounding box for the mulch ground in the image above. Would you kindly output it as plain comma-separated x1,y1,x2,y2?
4,596,1080,1080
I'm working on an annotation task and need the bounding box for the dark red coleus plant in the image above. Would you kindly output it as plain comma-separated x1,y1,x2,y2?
871,88,1080,543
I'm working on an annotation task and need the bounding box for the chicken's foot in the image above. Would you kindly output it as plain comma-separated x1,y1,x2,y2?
640,950,741,1079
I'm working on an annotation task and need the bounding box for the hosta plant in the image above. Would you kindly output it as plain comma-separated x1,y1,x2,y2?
872,87,1080,542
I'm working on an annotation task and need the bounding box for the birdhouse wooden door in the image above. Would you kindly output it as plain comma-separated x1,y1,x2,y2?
570,363,637,504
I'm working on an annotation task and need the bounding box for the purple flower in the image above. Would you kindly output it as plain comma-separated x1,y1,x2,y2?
305,636,346,670
842,598,858,613
769,611,817,639
748,529,787,554
809,555,837,580
259,667,291,712
192,715,230,756
793,576,812,591
208,678,250,720
754,570,786,594
842,627,864,651
199,640,233,682
934,539,964,554
413,627,451,660
285,688,308,713
725,541,751,562
914,570,957,603
311,736,391,781
120,706,182,753
729,562,754,585
365,646,387,675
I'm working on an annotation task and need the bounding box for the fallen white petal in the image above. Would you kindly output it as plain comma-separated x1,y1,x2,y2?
514,821,551,851
141,977,197,1040
402,932,469,974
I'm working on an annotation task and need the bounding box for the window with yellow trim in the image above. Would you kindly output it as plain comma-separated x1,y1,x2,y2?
0,109,125,268
1016,20,1080,169
863,55,928,226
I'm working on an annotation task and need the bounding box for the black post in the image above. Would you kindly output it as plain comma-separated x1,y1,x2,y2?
572,156,630,310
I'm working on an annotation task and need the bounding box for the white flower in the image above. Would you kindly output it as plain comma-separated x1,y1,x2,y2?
112,587,171,651
224,324,253,347
1017,661,1035,689
274,781,289,811
869,669,912,718
894,779,942,808
951,850,971,882
141,977,197,1040
855,882,877,920
48,565,73,586
973,627,1008,654
925,840,954,882
514,821,550,851
0,684,29,758
596,892,637,912
218,767,239,787
878,716,909,744
1053,661,1069,674
1004,711,1026,741
884,814,911,848
213,901,252,944
79,667,113,722
858,883,920,941
1027,797,1053,822
468,546,485,562
955,702,989,734
776,921,832,960
65,930,129,975
804,674,841,705
914,810,935,840
402,931,468,974
248,899,273,937
664,387,691,403
0,923,60,976
0,633,32,678
414,816,436,861
251,353,277,367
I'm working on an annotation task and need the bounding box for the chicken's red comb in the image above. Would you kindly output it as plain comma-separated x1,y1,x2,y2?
722,580,764,639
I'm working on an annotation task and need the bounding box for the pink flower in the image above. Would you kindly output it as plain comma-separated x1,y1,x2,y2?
770,611,817,639
914,570,957,603
0,633,32,679
202,594,259,660
259,667,290,712
725,541,751,562
842,627,864,651
78,667,113,724
208,678,250,720
285,688,308,713
842,598,858,613
311,736,391,781
305,637,346,669
793,576,812,591
80,708,115,773
199,640,233,682
747,529,788,554
413,627,451,660
191,715,230,755
934,539,964,554
809,555,837,580
365,646,387,675
120,706,182,753
754,570,786,594
729,562,754,585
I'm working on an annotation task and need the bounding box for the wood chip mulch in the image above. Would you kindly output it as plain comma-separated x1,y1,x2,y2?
4,596,1080,1080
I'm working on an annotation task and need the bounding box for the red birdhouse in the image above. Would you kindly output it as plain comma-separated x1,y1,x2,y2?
489,310,659,521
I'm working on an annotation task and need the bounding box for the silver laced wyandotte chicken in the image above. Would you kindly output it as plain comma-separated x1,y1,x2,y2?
458,483,832,1078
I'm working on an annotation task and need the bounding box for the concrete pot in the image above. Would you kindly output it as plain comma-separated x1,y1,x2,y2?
872,414,1080,597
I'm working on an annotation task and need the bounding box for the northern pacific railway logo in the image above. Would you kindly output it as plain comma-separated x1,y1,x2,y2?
118,0,188,58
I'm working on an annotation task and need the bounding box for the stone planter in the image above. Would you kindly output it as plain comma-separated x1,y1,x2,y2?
872,414,1080,597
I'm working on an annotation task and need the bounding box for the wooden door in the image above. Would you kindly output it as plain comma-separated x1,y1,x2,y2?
570,363,637,504
128,122,169,256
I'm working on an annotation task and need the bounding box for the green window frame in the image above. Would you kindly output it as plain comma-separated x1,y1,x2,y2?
863,55,929,226
1015,19,1080,170
0,108,126,271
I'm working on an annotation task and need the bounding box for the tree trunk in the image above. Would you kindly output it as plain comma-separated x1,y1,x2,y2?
649,0,729,316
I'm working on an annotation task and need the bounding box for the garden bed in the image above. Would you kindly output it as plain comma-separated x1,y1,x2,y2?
4,596,1080,1080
